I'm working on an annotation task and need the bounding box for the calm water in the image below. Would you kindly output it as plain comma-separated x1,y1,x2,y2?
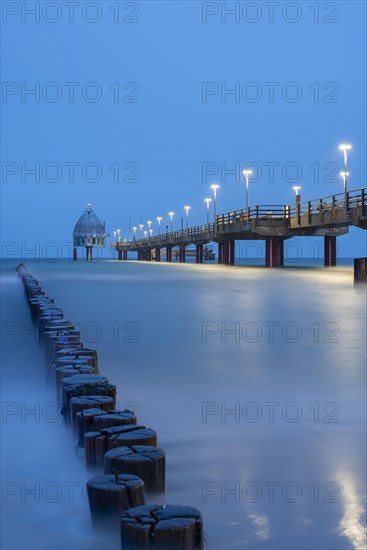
1,260,366,550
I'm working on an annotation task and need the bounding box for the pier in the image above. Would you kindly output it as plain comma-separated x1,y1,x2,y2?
114,188,367,268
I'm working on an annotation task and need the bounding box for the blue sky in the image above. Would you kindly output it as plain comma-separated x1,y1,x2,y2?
1,0,366,258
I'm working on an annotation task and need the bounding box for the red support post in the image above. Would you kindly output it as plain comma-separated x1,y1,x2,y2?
324,236,336,267
196,244,203,264
265,238,284,268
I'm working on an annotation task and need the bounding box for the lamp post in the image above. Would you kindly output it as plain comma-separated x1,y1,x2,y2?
149,229,153,236
339,144,351,189
117,229,121,242
139,224,144,239
147,220,152,230
339,144,352,209
184,206,191,228
242,169,253,221
132,226,137,241
157,216,162,234
168,212,174,232
293,186,301,197
204,197,212,225
113,230,117,242
211,184,219,218
144,230,147,238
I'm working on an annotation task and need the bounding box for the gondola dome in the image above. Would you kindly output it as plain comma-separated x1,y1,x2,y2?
73,204,106,247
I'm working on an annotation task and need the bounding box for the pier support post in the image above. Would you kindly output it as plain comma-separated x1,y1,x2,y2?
224,240,235,265
354,258,367,284
218,242,225,264
265,238,284,268
86,247,92,262
155,248,161,262
118,250,123,261
324,236,336,267
123,251,128,261
196,244,203,264
179,246,186,263
73,248,78,261
166,246,172,262
146,249,151,262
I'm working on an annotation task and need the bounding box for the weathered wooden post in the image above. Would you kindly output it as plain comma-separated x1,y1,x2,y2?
104,445,165,494
87,474,145,529
120,504,204,549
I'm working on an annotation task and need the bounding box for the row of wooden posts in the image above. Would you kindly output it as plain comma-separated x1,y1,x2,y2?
16,263,204,550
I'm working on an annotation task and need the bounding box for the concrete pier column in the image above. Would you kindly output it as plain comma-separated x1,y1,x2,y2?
118,250,123,261
155,248,161,262
146,249,152,262
265,238,284,268
73,248,78,261
354,258,367,284
196,244,203,264
179,246,186,263
324,236,336,267
218,242,225,264
166,246,172,262
123,251,128,261
86,247,92,262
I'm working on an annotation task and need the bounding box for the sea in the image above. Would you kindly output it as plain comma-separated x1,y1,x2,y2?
1,258,366,550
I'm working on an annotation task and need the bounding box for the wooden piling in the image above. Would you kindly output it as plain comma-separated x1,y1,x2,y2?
87,474,145,529
104,445,165,494
120,504,203,550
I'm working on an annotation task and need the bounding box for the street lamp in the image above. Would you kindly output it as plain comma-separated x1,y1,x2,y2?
139,224,144,239
157,216,163,234
340,171,350,194
184,206,191,228
339,144,352,185
242,169,253,220
168,212,174,232
144,230,147,238
117,229,121,242
292,186,301,196
149,229,153,236
132,226,137,241
204,197,212,225
147,220,152,230
113,230,117,242
211,184,219,218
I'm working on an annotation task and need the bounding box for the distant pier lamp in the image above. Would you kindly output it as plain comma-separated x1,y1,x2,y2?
157,216,163,234
144,230,147,238
204,197,212,225
293,185,301,203
139,224,144,239
72,203,106,262
113,231,117,242
149,229,153,236
168,212,175,232
211,184,219,218
339,144,352,188
242,170,253,221
340,171,350,210
147,220,152,230
184,206,191,228
132,226,137,241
